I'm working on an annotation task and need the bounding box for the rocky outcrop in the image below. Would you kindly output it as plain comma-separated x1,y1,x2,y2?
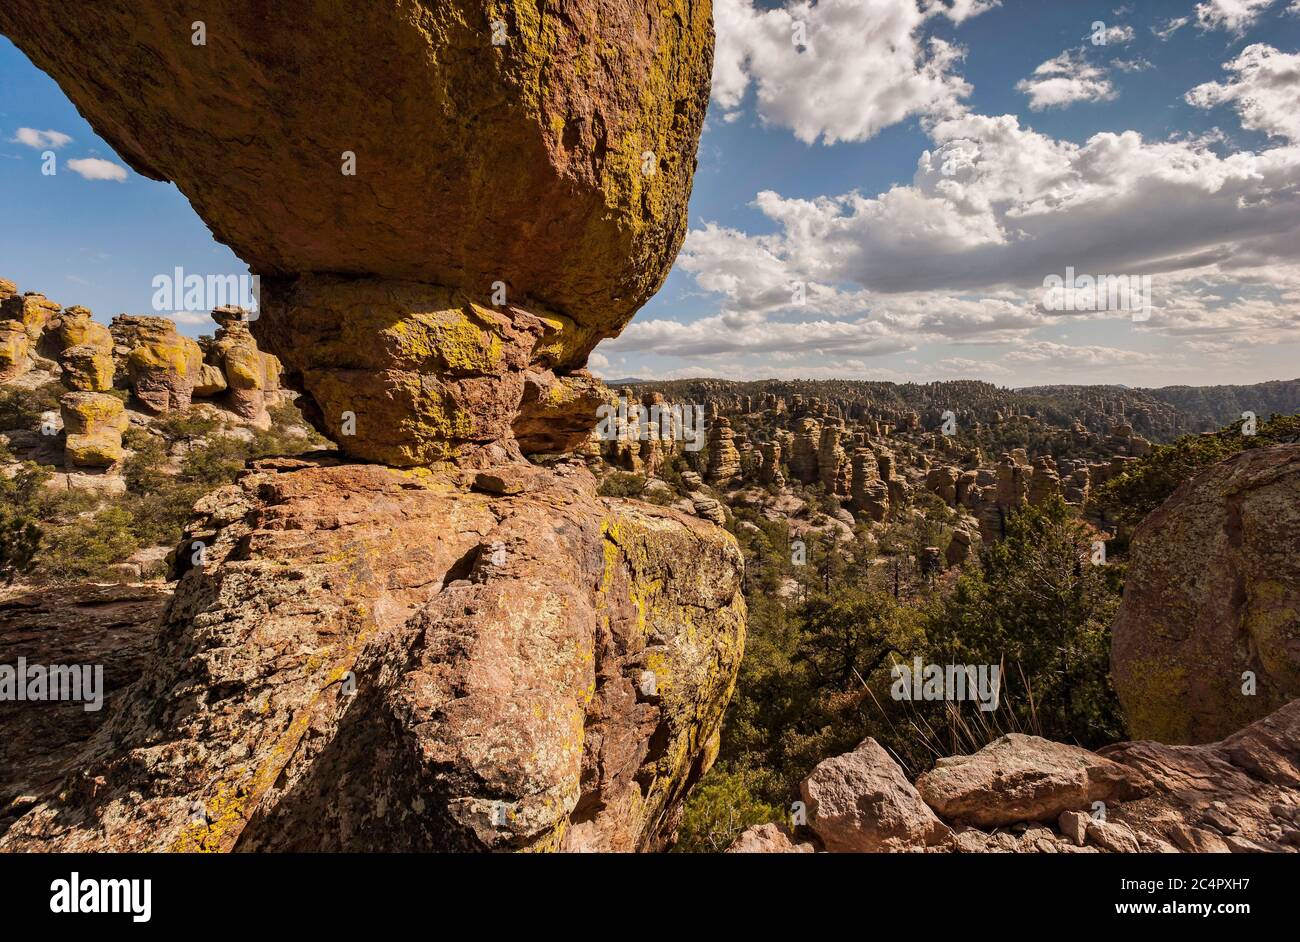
1112,444,1300,744
706,417,741,485
790,419,821,485
729,698,1300,853
724,822,813,853
58,343,114,392
201,307,283,426
758,441,784,488
0,0,714,463
0,458,744,852
0,583,171,822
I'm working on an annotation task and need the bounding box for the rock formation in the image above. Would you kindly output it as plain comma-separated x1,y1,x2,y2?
0,0,713,466
118,315,204,415
1112,443,1300,744
706,417,741,485
0,457,743,852
0,3,731,854
59,391,127,468
730,698,1300,853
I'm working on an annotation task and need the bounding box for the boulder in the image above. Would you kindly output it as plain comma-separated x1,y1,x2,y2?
59,391,127,468
915,733,1146,827
801,738,952,852
1111,444,1300,743
0,459,745,852
0,321,31,383
0,291,59,341
59,343,115,392
119,316,204,414
725,822,815,854
0,0,714,462
203,307,282,425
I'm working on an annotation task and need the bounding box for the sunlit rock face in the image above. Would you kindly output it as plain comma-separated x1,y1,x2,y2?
0,0,713,463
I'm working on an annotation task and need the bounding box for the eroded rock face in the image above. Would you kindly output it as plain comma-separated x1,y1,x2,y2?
0,1,714,463
0,1,710,324
255,276,603,465
1112,444,1300,744
0,458,744,852
0,583,171,828
117,315,204,414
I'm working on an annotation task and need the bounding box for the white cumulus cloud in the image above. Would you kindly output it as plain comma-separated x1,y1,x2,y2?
1195,0,1278,33
1017,50,1116,110
11,127,72,149
1187,44,1300,142
66,157,128,182
711,0,994,145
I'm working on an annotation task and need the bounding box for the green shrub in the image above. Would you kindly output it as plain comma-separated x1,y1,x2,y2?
597,472,646,498
672,766,784,853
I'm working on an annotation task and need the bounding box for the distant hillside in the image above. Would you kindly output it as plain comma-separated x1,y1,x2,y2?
617,377,1300,443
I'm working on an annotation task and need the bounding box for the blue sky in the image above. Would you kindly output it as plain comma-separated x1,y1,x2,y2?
3,0,1300,387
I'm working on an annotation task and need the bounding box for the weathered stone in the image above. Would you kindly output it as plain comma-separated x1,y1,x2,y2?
1058,810,1088,846
0,459,744,853
0,291,59,341
790,418,821,484
1111,444,1300,743
59,343,114,392
0,321,31,383
945,527,973,567
725,822,815,853
203,307,283,425
0,1,712,327
915,733,1146,827
59,391,127,468
801,738,952,852
0,1,713,461
118,316,204,414
254,276,605,466
0,583,170,815
706,417,741,485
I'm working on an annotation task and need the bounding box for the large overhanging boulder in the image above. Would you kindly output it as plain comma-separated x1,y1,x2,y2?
0,0,713,463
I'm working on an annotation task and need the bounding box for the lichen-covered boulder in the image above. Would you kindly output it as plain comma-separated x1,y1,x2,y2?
118,316,204,414
0,1,711,325
0,1,713,462
59,391,127,467
0,320,31,383
0,458,745,852
256,276,605,465
0,291,59,341
1111,444,1300,744
48,305,112,355
59,343,115,392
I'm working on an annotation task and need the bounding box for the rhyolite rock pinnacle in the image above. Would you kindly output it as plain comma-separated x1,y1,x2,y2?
0,4,739,853
0,0,713,464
